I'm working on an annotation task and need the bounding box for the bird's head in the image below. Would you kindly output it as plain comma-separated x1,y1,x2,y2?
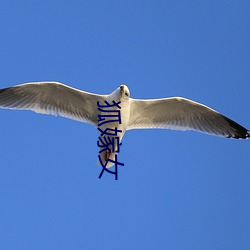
119,84,130,99
109,84,130,104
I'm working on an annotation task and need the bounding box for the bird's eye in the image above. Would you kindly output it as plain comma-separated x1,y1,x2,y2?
125,92,129,97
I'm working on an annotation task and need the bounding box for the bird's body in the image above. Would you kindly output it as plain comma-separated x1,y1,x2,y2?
0,82,249,167
97,86,130,167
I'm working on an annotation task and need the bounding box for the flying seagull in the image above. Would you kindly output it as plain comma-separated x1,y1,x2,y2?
0,82,249,167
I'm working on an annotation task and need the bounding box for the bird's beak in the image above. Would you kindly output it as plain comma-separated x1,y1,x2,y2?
120,85,125,94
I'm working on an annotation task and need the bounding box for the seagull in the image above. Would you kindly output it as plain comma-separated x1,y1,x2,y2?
0,82,249,167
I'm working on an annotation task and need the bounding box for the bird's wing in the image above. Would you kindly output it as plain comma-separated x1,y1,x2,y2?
0,82,107,126
128,97,249,139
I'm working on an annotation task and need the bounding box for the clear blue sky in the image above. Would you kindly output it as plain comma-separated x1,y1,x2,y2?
0,1,249,249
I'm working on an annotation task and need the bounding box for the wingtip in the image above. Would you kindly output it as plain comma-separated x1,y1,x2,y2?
229,132,250,139
247,130,250,139
222,115,250,139
0,88,8,94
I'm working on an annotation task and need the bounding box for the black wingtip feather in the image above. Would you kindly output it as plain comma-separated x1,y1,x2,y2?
222,115,249,139
0,88,8,94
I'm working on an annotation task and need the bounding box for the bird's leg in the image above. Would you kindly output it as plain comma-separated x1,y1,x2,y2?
105,150,111,160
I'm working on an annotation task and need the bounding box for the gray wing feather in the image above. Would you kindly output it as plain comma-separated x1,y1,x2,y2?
128,97,249,139
0,82,106,126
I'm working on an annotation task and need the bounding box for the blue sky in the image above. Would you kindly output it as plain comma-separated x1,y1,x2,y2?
0,1,249,249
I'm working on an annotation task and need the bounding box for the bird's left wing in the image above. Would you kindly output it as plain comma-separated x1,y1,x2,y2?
128,97,249,139
0,82,107,126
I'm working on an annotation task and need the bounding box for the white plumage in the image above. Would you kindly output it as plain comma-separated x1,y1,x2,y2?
0,82,249,167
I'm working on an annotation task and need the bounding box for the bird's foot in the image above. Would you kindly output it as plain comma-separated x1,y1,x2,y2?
105,150,111,161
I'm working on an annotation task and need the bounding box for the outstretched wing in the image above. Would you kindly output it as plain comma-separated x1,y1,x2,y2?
0,82,106,126
128,97,249,139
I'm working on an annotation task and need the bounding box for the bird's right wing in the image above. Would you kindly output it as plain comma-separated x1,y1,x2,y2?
128,97,249,139
0,82,107,126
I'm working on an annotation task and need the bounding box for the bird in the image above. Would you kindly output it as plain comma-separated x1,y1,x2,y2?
0,82,249,167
